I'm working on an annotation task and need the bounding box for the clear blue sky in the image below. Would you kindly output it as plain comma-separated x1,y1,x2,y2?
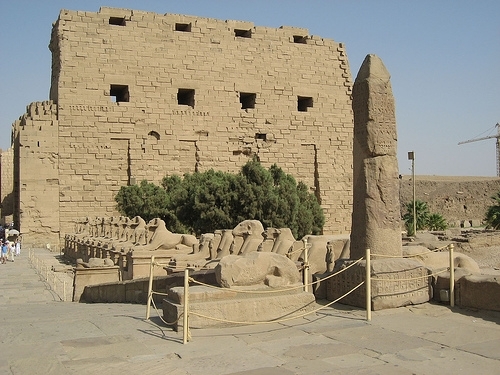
1,0,498,176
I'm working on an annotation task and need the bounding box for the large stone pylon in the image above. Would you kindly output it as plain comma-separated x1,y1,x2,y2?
350,54,402,260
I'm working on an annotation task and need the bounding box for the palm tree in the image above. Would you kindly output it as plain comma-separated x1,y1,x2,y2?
485,192,500,229
427,213,447,231
403,200,430,236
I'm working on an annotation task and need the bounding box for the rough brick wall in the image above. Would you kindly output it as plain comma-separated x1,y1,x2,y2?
0,147,14,222
14,101,60,248
16,7,355,246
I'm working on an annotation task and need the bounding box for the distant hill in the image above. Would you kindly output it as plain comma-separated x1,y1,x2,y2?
399,175,500,228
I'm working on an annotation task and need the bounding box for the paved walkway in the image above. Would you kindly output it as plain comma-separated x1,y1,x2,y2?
0,248,499,375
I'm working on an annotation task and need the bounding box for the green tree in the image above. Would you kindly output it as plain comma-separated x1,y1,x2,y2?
115,180,169,223
236,158,276,224
267,164,300,234
485,192,500,229
159,174,191,233
116,160,325,238
296,181,324,237
165,170,241,234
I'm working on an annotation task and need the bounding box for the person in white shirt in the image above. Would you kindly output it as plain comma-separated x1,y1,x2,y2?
7,241,14,262
15,239,20,256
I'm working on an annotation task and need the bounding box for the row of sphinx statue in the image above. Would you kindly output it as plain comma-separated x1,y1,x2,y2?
64,216,351,280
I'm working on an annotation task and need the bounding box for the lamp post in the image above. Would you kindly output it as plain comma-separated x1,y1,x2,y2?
408,151,416,237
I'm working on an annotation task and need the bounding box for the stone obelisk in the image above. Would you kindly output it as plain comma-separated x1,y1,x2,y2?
327,55,430,311
350,54,402,260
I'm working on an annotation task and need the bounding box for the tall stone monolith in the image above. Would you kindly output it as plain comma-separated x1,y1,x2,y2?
350,54,402,260
327,55,430,311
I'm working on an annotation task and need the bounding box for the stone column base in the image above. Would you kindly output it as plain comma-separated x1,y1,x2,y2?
327,258,431,310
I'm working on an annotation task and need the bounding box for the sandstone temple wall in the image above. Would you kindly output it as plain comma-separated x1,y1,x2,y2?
12,101,60,246
12,7,354,248
0,147,14,224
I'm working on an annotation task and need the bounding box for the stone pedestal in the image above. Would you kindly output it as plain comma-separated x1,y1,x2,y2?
73,266,120,302
124,251,178,280
327,258,430,310
457,274,500,312
431,268,470,303
163,285,316,330
435,271,500,312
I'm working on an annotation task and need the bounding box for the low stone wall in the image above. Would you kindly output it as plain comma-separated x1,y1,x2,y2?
80,269,217,304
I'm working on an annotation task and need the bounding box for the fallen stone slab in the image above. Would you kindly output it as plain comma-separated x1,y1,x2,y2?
163,285,317,330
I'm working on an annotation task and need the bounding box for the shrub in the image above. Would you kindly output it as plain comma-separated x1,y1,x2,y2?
115,180,170,223
115,160,324,238
485,192,500,229
402,200,447,235
427,213,447,231
402,200,430,236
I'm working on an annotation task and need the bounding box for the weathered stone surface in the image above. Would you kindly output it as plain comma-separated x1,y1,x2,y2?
352,54,397,157
0,148,14,220
128,218,198,252
398,176,500,228
80,268,216,303
456,274,500,311
215,252,301,288
432,269,473,303
232,220,265,255
300,234,350,276
350,54,402,259
67,216,203,280
73,265,120,302
163,285,316,329
260,227,287,252
68,217,323,282
327,258,430,310
169,233,214,268
403,245,481,274
76,257,115,269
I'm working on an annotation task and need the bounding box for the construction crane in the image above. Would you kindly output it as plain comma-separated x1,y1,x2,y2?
458,123,500,177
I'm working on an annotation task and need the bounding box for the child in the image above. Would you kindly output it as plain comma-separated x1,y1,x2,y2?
1,240,7,264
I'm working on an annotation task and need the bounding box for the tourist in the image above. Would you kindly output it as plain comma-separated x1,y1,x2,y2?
1,240,7,264
15,239,20,256
7,241,14,262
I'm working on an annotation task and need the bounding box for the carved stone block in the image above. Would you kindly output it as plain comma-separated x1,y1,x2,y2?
327,258,430,310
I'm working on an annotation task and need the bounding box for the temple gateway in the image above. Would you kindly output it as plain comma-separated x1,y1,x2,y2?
4,7,354,248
